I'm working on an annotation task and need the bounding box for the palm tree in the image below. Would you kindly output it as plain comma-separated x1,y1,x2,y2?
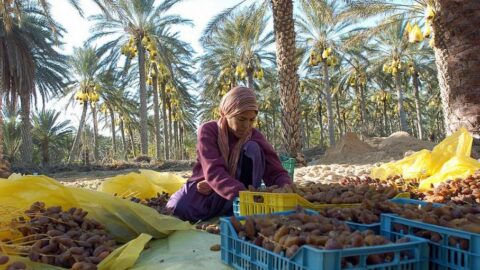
297,0,354,146
346,0,480,155
1,3,70,165
200,3,274,92
0,0,112,166
403,45,436,140
66,46,101,163
199,3,274,125
430,1,480,156
202,0,303,160
32,109,73,166
146,27,196,160
96,68,137,160
0,98,3,162
337,47,370,134
366,19,416,132
88,0,191,156
1,109,21,164
270,0,303,161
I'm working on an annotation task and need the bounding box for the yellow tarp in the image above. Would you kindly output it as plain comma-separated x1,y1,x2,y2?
99,169,187,199
0,175,193,270
371,128,480,191
98,233,153,270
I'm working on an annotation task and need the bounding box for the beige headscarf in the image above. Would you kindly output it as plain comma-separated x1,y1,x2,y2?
218,86,258,177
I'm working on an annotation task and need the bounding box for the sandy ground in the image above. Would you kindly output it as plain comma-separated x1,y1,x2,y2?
54,168,192,190
55,164,376,191
47,131,436,190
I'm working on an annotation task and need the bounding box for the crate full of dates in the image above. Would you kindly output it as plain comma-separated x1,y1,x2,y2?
220,209,428,270
0,202,117,270
381,202,480,270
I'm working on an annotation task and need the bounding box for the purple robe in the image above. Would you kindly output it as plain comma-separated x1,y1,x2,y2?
166,121,291,222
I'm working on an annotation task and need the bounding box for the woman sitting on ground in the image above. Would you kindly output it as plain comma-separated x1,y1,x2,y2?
166,86,292,222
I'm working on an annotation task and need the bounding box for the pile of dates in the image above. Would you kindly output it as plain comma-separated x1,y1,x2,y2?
2,202,117,270
129,192,172,215
339,175,424,200
424,171,480,205
250,182,399,204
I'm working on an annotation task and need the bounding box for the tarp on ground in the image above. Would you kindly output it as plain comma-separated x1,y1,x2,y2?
371,128,480,190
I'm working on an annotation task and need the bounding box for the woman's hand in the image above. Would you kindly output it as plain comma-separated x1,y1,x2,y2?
197,180,213,195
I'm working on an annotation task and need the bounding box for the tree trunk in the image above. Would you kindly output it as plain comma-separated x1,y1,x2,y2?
128,126,136,157
323,63,335,146
433,1,480,157
167,100,173,159
179,123,184,160
91,103,99,162
264,113,269,141
137,38,148,155
119,118,127,161
108,106,116,157
272,108,277,146
305,112,310,149
383,98,389,136
394,72,408,132
247,69,254,89
359,84,367,134
19,95,33,165
410,117,417,137
342,110,348,133
334,92,343,135
412,71,424,140
8,93,17,116
152,74,162,160
317,99,325,147
0,97,3,161
270,0,303,161
160,83,170,160
83,126,90,166
68,102,88,163
173,120,179,160
41,141,48,167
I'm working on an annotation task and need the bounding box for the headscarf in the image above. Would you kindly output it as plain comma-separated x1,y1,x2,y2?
218,86,258,177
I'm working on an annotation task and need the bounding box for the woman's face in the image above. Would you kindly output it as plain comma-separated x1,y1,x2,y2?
227,110,257,138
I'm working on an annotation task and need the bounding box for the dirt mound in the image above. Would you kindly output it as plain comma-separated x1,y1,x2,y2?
312,131,436,165
315,133,379,164
325,132,375,156
372,131,436,157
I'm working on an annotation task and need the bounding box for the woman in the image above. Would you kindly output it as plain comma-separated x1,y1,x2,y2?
166,86,292,222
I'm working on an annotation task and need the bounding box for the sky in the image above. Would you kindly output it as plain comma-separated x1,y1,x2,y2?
51,0,241,55
48,0,241,131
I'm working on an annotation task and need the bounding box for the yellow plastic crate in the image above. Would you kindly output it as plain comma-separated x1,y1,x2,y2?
238,191,410,216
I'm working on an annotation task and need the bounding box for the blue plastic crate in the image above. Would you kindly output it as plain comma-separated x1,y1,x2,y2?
345,221,380,234
221,210,429,270
381,213,480,270
316,198,440,234
390,198,445,208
